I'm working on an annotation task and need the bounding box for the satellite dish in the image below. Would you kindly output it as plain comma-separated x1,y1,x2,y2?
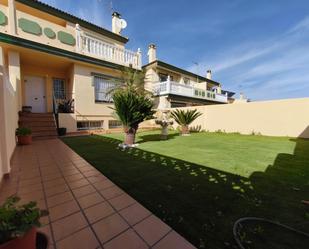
116,18,127,29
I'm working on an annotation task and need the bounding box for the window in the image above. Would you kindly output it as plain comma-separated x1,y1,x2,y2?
94,75,115,102
108,120,122,129
159,73,173,82
184,77,190,85
77,120,103,130
53,78,66,99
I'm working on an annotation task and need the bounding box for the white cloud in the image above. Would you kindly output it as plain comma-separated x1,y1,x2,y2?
40,0,111,29
186,15,309,100
287,16,309,34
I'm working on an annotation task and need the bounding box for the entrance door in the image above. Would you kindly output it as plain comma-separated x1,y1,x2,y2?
24,76,46,113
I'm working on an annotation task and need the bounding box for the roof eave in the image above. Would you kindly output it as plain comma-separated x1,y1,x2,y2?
16,0,129,44
143,60,221,86
0,32,131,71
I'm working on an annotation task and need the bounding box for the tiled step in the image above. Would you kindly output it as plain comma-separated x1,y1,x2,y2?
18,112,58,140
30,126,57,132
33,135,58,140
19,121,56,127
19,116,55,122
19,112,54,118
32,130,58,137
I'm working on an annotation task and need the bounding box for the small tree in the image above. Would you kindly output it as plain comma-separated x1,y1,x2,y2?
171,109,202,135
112,90,154,145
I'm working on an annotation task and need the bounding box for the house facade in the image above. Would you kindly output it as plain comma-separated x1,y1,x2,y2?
144,44,235,109
0,0,141,178
0,0,236,180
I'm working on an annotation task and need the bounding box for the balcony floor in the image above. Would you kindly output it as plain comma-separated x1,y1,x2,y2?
0,139,195,249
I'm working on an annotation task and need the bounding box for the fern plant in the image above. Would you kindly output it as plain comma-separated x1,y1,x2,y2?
171,109,202,135
111,90,154,145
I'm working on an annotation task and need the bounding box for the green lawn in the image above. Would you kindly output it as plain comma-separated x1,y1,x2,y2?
62,131,309,249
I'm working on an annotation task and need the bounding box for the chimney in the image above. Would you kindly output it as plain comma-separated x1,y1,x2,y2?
112,12,121,35
217,84,222,94
147,44,157,63
206,70,212,80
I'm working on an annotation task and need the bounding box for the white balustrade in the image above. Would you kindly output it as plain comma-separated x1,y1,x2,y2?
153,81,228,103
75,30,141,69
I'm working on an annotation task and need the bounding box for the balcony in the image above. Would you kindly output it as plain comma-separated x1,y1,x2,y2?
76,31,142,69
0,3,142,69
153,80,228,103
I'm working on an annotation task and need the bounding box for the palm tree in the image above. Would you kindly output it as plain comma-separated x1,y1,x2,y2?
110,66,154,145
108,66,150,96
112,90,154,145
171,109,202,135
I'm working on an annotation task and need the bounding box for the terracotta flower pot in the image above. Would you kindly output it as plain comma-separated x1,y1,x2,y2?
181,125,190,135
0,228,37,249
17,135,32,145
124,132,135,145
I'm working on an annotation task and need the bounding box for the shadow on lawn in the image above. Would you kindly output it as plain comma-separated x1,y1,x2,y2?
62,134,309,249
138,132,179,143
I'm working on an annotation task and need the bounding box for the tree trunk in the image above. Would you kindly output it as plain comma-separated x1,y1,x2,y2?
124,132,135,145
181,125,190,135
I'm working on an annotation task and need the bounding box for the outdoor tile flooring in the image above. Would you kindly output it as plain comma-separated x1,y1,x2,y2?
0,139,196,249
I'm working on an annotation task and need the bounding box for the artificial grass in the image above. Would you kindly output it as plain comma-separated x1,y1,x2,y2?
62,131,309,249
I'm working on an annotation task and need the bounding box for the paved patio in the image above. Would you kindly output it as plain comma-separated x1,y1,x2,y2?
0,139,196,249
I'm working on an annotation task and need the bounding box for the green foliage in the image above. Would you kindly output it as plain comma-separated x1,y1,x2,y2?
15,127,32,136
108,66,150,96
111,90,154,133
58,99,74,113
0,196,48,244
171,109,202,126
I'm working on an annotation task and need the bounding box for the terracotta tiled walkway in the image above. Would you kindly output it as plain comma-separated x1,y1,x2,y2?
0,139,196,249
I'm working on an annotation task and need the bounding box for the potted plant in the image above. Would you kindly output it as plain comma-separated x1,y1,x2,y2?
15,128,32,145
57,127,67,136
171,109,202,135
0,196,49,249
155,110,173,140
112,90,154,145
57,99,74,113
110,66,154,146
21,106,32,113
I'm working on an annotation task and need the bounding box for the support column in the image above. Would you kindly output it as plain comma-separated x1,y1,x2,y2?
0,47,11,176
8,0,17,35
8,51,21,111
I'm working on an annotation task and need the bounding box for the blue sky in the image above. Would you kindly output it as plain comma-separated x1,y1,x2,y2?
41,0,309,100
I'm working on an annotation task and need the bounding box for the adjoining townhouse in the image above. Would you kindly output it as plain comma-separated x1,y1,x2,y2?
0,0,236,180
0,0,141,178
144,44,235,109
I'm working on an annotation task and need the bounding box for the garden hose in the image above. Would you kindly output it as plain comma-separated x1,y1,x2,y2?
233,217,309,249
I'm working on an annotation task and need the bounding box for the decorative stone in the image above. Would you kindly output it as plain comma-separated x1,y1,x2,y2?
44,27,56,39
18,18,42,35
118,143,139,149
57,31,76,46
0,11,7,26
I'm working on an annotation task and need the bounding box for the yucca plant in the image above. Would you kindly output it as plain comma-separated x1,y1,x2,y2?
111,90,154,145
171,109,202,135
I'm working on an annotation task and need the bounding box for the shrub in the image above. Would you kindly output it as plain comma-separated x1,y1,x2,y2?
58,99,74,113
0,196,48,244
171,109,202,135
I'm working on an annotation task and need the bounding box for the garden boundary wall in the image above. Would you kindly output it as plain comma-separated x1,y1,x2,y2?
166,98,309,138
